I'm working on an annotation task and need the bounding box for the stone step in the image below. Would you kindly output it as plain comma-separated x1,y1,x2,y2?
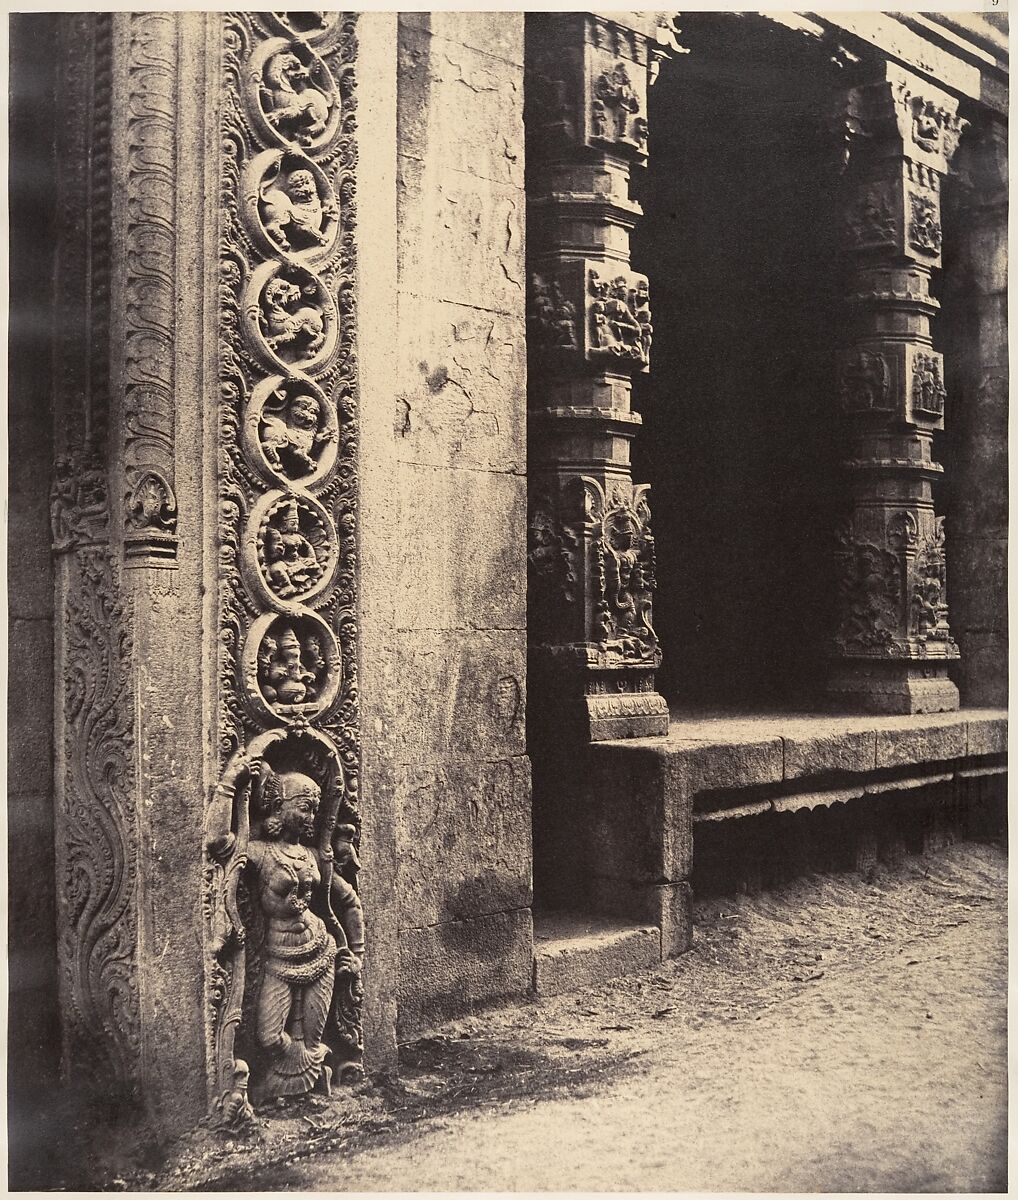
532,911,661,997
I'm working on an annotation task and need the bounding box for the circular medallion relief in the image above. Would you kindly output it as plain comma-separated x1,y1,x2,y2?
242,609,341,722
244,260,338,374
245,489,338,607
244,374,339,490
244,149,339,263
268,12,343,46
246,38,342,155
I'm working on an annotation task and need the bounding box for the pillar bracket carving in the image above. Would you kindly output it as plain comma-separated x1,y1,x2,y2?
826,62,966,714
525,14,680,740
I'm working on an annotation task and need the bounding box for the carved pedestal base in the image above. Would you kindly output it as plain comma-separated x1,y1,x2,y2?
531,653,668,743
825,660,960,715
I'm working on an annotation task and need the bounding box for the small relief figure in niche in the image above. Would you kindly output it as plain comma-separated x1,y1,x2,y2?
262,498,326,599
219,1061,256,1132
260,385,336,481
839,349,889,413
603,501,657,660
259,273,327,363
912,354,946,416
261,625,317,705
550,281,578,349
594,61,640,141
835,540,900,650
909,193,942,254
246,762,337,1100
631,278,652,360
328,823,365,1074
605,276,643,355
591,98,609,140
50,450,109,551
260,163,337,254
261,49,333,148
912,99,941,152
633,116,649,152
590,273,610,349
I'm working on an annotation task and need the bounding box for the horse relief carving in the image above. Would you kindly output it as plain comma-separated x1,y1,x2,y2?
254,40,340,152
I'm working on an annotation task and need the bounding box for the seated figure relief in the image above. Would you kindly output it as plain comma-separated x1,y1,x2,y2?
259,496,331,600
257,620,330,707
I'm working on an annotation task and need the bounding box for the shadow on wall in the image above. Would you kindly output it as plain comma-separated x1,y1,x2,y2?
631,14,851,710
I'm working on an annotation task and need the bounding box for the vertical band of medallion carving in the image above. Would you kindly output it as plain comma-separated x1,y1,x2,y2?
205,12,362,1128
51,15,143,1099
122,13,179,560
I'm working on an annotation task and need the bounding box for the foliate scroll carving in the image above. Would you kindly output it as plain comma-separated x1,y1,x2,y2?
60,545,141,1092
123,13,179,557
210,13,361,1125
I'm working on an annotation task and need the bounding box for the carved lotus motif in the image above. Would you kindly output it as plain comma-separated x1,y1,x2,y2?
246,490,338,606
244,149,339,263
243,609,341,722
245,374,339,489
247,38,342,154
244,261,338,373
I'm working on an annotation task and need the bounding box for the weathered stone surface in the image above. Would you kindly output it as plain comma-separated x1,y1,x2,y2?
533,914,659,995
965,715,1008,757
396,758,532,926
401,11,525,68
8,619,54,795
875,720,968,768
680,738,784,795
784,729,878,779
390,464,527,632
397,908,533,1038
396,295,526,474
380,631,526,764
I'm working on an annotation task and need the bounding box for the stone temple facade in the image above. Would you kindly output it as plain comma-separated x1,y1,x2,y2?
8,9,1007,1164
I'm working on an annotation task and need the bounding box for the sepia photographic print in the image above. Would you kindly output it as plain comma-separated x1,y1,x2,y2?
7,6,1007,1191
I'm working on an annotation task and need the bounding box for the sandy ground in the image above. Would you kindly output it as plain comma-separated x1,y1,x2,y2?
69,839,1005,1192
290,845,1008,1193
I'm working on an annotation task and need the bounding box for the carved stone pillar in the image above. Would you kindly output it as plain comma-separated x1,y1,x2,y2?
826,64,966,714
525,13,678,742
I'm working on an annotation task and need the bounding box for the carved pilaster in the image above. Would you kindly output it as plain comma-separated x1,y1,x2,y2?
827,64,965,713
51,15,143,1102
525,13,682,740
204,13,363,1126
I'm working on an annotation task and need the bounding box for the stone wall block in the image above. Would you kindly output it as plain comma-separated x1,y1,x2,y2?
391,464,527,633
396,757,532,926
382,631,527,764
396,907,533,1038
399,171,525,315
402,12,525,69
875,720,967,768
396,295,526,473
784,729,878,779
964,715,1007,756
